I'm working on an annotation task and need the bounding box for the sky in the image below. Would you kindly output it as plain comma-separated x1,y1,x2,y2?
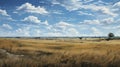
0,0,120,37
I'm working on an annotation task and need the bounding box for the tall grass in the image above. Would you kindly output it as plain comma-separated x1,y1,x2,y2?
0,38,120,67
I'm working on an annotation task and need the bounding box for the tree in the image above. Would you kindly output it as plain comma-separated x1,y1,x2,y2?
108,33,114,38
79,37,82,40
107,33,114,40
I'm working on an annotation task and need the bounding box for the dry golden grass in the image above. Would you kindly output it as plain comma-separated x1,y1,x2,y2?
0,38,120,67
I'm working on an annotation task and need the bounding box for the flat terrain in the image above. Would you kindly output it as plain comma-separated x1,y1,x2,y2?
0,38,120,67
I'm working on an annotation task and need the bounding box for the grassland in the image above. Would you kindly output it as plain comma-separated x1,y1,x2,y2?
0,38,120,67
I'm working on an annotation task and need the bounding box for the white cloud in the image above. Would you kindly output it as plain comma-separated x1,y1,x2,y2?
0,9,9,16
45,21,80,36
23,16,41,23
13,11,18,14
17,2,48,14
7,17,16,21
91,27,102,35
54,0,117,17
56,21,73,27
67,28,79,35
103,26,120,30
101,18,114,24
83,0,94,3
78,11,93,16
52,10,63,14
0,9,16,22
39,21,80,36
55,21,74,30
112,2,120,13
52,0,61,5
81,4,117,17
2,24,12,30
15,27,30,36
113,1,120,8
43,20,49,25
83,17,114,25
83,19,100,24
60,0,82,11
16,28,23,33
42,28,80,37
22,16,50,25
46,25,53,30
35,30,41,35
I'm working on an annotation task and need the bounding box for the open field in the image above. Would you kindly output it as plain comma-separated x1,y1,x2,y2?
0,38,120,67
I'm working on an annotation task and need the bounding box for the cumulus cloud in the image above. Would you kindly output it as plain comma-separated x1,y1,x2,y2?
0,9,9,16
15,27,30,36
22,16,50,25
45,21,80,36
91,27,102,35
56,21,73,27
22,16,41,23
17,2,48,14
83,19,100,25
42,28,80,37
2,24,12,30
52,0,117,17
55,21,74,30
42,20,49,25
16,28,23,33
101,18,114,24
60,0,82,11
1,0,120,37
34,30,41,36
67,28,79,35
82,4,117,17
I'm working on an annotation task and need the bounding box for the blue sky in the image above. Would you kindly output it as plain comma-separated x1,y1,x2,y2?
0,0,120,37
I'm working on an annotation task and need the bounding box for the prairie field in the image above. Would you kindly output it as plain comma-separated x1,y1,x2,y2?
0,38,120,67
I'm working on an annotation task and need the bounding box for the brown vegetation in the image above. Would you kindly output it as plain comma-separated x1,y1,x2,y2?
0,38,120,67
